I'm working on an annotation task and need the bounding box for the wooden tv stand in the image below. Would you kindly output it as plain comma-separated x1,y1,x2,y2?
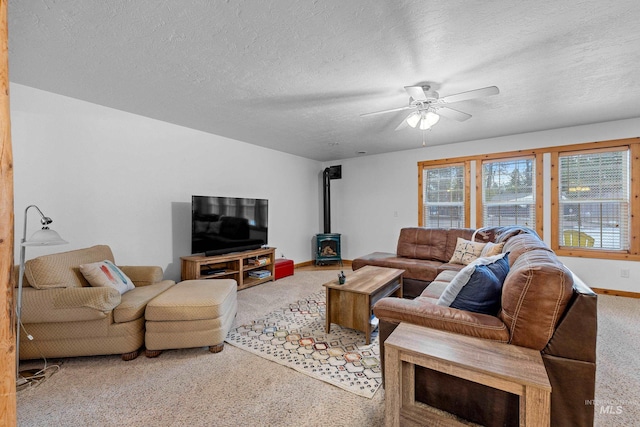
181,247,276,290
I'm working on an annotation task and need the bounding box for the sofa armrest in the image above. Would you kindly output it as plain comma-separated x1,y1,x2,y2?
118,265,164,287
373,297,510,342
21,286,121,323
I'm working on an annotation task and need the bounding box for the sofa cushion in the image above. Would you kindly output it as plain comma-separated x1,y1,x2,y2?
437,253,509,315
20,286,120,323
352,252,443,282
420,270,457,299
145,279,237,322
433,269,459,283
397,228,477,262
79,260,135,294
373,297,510,342
25,245,115,289
383,257,443,282
434,262,464,277
114,280,175,323
397,228,449,261
449,238,486,265
118,265,165,287
352,252,396,271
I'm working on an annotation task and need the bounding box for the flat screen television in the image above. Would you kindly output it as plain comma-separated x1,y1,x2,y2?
191,196,268,256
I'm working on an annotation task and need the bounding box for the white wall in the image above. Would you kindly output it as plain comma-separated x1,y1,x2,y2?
12,82,640,292
326,118,640,293
11,84,322,281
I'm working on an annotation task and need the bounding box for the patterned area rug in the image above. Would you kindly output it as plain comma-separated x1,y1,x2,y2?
225,290,382,398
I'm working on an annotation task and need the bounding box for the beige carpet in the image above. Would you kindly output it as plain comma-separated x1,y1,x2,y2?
593,293,640,427
16,270,640,426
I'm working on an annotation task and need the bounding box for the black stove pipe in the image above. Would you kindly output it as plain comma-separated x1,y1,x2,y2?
323,167,331,233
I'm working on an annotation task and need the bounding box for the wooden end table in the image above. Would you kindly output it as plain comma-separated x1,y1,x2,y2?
323,265,404,345
384,322,551,426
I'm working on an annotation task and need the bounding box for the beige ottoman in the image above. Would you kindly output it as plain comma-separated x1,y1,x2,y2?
144,279,237,357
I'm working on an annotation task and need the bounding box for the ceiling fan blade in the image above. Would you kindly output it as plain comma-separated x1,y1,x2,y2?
404,86,428,101
436,106,472,121
360,105,413,117
439,86,499,104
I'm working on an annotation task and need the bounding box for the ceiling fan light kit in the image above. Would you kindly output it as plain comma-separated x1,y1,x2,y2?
361,84,499,137
421,111,440,130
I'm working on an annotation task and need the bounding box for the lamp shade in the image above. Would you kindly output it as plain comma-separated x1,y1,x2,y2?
419,111,440,130
23,228,68,246
406,111,421,128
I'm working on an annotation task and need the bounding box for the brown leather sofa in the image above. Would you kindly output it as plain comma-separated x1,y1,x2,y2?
360,227,597,427
352,227,497,298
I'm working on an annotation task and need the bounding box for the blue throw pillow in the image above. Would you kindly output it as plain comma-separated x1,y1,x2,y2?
438,253,509,316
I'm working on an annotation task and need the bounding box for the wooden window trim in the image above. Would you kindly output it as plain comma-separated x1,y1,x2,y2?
418,137,640,260
464,160,471,227
551,142,640,259
535,154,544,235
476,154,541,234
418,162,470,228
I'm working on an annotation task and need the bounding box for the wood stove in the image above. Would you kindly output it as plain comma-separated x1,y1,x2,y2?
316,165,342,266
315,233,342,266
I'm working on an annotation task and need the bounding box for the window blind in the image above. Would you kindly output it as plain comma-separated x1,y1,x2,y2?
559,149,630,250
481,158,535,228
423,165,465,228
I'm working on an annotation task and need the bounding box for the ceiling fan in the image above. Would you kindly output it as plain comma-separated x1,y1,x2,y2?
361,84,499,131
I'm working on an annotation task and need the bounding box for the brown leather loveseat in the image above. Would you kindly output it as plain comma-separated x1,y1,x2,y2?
358,227,597,427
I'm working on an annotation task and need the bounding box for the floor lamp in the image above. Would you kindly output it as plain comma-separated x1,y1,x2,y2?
16,205,67,386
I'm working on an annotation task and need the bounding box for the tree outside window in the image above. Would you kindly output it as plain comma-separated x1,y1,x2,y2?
423,164,465,228
481,158,535,228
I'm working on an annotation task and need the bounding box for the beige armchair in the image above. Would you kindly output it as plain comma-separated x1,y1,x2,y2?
16,245,175,361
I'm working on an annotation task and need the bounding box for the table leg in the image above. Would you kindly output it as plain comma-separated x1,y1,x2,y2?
384,346,401,427
366,295,371,345
523,386,551,426
325,289,331,334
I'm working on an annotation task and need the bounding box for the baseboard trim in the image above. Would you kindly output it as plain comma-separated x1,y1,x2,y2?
295,260,353,268
591,287,640,299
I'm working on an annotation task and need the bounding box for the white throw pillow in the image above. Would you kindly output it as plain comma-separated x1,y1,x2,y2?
79,260,135,294
449,237,487,265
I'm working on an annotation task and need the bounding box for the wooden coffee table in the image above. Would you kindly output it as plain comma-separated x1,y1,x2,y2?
323,265,404,344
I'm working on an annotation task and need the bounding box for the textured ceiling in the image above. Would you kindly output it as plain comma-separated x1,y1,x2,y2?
8,1,640,161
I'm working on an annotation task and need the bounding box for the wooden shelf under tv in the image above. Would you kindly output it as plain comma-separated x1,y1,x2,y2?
180,247,276,290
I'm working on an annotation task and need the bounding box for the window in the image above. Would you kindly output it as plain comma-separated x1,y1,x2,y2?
481,157,535,228
558,148,630,250
418,138,639,260
422,164,466,228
